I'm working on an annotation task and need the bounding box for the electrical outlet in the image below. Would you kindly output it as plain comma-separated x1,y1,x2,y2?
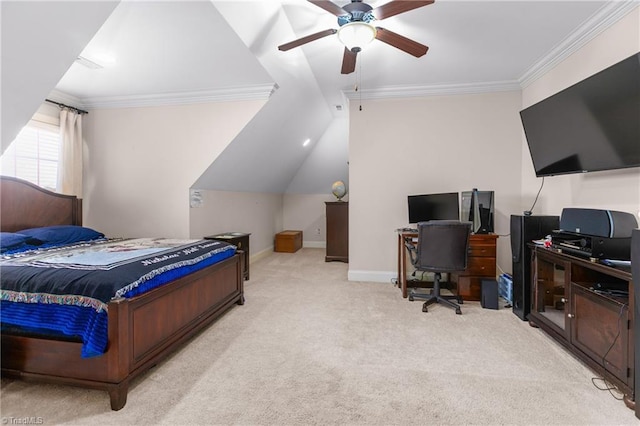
316,228,321,235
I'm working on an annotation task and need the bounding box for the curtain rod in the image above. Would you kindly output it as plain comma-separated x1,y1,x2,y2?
45,99,88,115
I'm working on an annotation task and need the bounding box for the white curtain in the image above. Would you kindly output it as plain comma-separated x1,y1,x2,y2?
57,108,83,196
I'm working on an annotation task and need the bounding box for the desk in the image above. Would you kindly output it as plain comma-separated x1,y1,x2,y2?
396,229,497,300
396,229,417,298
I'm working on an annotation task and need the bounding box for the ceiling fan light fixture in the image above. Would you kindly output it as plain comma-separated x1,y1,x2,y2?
337,22,376,51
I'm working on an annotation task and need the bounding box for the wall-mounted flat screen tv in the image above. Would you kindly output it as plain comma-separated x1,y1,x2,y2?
520,52,639,177
407,192,459,224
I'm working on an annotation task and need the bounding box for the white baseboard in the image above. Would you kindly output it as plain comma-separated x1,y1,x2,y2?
251,248,396,285
250,243,325,262
250,246,274,264
303,241,326,248
348,270,397,284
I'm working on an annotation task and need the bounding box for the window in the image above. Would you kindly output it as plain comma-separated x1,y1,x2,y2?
0,121,60,191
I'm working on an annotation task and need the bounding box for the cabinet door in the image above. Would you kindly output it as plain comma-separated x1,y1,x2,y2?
571,284,630,386
454,276,476,300
532,251,570,337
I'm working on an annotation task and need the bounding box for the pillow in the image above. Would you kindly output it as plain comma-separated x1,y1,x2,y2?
0,232,43,250
18,225,105,246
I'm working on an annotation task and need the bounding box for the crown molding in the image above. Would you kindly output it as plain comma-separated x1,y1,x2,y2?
343,80,521,100
344,1,637,101
47,3,636,109
519,1,639,88
46,90,85,108
68,84,277,110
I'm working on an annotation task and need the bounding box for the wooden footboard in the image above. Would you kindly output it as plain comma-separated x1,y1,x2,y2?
1,252,244,410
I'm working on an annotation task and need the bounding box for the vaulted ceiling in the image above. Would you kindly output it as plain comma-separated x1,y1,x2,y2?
2,1,635,194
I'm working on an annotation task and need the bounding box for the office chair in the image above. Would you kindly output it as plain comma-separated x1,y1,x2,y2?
405,220,471,314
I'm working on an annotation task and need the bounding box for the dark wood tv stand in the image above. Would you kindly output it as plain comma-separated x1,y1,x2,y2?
529,245,635,410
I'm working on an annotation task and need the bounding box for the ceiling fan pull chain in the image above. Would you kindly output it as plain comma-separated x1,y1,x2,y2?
358,52,363,111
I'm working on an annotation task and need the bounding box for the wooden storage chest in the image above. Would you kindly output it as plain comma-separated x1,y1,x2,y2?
275,230,302,253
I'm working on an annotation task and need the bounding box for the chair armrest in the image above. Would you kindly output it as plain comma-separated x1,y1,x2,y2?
404,238,417,266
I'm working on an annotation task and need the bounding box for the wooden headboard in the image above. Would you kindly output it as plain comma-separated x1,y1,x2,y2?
0,176,82,232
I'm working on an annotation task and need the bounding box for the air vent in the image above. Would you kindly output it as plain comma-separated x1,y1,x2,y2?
75,56,104,70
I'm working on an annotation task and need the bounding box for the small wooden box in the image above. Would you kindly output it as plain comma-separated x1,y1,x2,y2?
275,230,302,253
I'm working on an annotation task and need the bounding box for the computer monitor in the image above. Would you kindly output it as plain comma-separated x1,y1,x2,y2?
407,192,460,225
461,189,494,234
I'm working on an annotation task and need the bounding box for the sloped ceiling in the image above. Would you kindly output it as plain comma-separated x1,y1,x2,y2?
194,1,336,193
53,1,274,106
2,1,635,195
1,1,119,152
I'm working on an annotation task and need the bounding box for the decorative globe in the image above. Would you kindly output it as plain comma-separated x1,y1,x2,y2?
331,180,347,201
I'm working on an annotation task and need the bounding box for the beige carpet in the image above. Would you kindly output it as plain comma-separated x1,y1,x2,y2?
1,248,637,425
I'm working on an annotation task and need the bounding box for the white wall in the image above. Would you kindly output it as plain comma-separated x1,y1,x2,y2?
348,91,523,282
346,7,640,284
189,190,283,257
283,116,351,247
83,100,265,238
520,8,640,220
285,117,349,194
189,191,338,257
282,193,341,246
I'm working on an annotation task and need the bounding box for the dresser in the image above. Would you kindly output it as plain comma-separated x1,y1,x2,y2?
325,201,348,262
450,233,498,301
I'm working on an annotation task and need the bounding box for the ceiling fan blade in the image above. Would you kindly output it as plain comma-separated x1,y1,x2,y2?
308,0,347,17
341,47,358,74
278,29,337,51
375,27,428,57
371,0,434,20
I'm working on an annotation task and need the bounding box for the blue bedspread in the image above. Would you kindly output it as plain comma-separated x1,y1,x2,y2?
0,238,236,357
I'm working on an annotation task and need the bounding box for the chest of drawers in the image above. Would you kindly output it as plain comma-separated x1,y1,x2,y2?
451,234,498,301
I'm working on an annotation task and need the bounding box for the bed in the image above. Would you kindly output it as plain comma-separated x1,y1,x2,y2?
0,176,244,410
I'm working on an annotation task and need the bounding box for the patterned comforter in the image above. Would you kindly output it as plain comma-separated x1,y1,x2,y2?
0,238,236,357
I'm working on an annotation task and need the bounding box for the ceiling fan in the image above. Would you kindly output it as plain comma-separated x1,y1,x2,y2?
278,0,434,74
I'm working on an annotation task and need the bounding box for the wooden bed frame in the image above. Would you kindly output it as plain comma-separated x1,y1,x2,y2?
0,176,244,410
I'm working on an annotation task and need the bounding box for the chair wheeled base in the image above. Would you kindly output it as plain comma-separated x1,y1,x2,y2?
409,272,463,315
404,221,471,316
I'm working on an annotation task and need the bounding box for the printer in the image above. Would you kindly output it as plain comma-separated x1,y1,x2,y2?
551,208,638,260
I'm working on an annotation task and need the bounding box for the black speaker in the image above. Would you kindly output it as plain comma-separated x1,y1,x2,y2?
481,279,499,310
631,229,640,420
560,208,638,238
510,215,559,320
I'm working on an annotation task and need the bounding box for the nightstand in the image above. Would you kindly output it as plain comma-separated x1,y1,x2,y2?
204,232,250,280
